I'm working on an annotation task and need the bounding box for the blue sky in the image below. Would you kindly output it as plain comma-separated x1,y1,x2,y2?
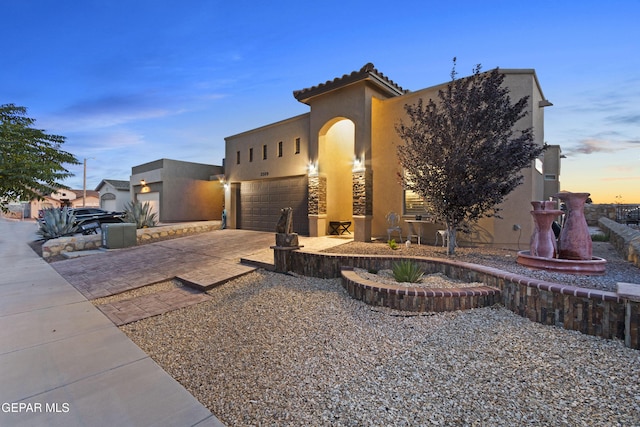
2,1,639,203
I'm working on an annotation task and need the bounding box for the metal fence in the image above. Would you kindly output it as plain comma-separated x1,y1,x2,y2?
616,204,640,225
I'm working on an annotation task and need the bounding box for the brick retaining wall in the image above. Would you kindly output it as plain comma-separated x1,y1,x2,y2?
282,250,639,349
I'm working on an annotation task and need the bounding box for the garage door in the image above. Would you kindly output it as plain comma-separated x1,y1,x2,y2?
137,192,160,221
240,176,308,235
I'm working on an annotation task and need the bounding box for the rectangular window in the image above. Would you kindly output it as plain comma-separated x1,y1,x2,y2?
278,141,283,157
249,148,253,162
295,138,301,154
544,174,557,181
403,189,426,216
262,144,267,160
236,151,240,165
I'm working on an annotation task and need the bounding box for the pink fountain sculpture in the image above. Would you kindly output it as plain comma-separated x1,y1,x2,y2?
517,192,606,275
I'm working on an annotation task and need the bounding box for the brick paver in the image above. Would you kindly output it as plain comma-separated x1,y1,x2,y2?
96,287,212,326
52,229,351,325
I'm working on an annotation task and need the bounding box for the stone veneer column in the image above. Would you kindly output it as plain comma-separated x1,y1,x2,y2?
307,174,327,237
352,169,372,242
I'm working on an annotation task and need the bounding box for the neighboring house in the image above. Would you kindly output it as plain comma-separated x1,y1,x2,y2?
27,188,99,218
130,158,224,223
68,189,100,208
224,63,558,248
96,179,131,212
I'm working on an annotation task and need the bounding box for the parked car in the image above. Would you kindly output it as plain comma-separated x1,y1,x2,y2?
68,208,125,227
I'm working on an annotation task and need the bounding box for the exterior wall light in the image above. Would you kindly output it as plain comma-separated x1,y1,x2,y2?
308,161,318,176
352,155,365,172
140,179,146,186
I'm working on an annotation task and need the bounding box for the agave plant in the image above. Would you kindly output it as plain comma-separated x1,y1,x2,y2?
37,207,78,240
392,259,424,283
124,200,158,229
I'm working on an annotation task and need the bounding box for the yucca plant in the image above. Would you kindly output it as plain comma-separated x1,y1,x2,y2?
392,259,424,283
37,207,78,240
124,200,158,229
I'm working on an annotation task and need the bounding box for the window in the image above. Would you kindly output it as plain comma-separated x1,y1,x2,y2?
295,138,301,154
262,144,268,160
278,141,283,157
236,151,240,165
544,174,557,180
249,148,253,162
403,189,427,216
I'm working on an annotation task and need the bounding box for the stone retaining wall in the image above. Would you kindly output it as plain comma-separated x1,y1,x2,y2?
42,221,221,259
598,217,640,268
280,250,639,349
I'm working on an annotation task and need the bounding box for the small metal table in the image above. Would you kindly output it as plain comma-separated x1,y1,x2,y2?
405,219,433,245
329,221,351,235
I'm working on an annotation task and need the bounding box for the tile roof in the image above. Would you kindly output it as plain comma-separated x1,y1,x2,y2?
96,179,131,191
293,63,409,104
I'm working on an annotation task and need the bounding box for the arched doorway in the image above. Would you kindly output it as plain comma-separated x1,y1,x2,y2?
318,118,355,234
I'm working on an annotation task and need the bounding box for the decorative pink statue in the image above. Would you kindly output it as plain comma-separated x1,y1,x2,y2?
529,201,563,258
555,192,592,260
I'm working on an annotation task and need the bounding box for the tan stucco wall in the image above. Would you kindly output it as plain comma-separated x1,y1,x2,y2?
225,114,310,182
131,159,223,222
369,70,548,247
224,68,551,248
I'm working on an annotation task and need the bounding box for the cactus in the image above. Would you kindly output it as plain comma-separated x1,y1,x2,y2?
37,207,78,240
124,200,158,229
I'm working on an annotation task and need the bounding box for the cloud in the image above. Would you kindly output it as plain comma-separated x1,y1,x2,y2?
51,93,178,131
605,114,640,125
601,175,640,182
44,86,227,133
564,138,640,156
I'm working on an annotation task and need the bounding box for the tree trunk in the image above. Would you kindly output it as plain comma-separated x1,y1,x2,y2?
447,225,457,255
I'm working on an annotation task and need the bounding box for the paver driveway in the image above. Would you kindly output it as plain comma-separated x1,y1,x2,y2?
52,229,276,300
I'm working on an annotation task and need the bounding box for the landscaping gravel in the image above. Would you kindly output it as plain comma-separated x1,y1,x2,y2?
121,241,640,426
325,241,639,292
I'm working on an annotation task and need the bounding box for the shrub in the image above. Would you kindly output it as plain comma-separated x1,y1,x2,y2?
591,233,609,242
392,260,424,283
124,201,158,229
388,239,398,250
37,207,77,240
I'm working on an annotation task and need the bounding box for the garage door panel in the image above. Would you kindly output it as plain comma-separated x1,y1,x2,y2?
239,176,308,235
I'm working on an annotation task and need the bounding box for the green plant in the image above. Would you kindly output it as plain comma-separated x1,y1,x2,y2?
124,201,158,229
392,260,424,283
37,207,77,240
388,239,398,250
591,233,609,242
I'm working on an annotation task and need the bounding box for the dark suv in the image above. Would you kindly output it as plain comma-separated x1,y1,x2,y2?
70,208,125,226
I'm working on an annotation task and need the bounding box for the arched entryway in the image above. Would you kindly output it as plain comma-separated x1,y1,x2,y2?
317,118,355,235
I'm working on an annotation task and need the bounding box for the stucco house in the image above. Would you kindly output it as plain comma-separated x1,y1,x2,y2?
130,158,224,223
28,188,100,218
95,179,131,212
224,63,557,248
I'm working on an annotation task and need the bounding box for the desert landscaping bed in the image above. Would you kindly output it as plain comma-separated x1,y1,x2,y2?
121,240,640,426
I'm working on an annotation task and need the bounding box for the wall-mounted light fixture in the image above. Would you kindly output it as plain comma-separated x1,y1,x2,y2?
308,160,318,176
352,154,365,172
140,179,146,186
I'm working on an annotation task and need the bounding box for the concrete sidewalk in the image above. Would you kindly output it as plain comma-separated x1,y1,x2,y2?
0,219,223,427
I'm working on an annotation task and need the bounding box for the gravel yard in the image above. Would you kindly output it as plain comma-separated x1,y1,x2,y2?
121,241,640,426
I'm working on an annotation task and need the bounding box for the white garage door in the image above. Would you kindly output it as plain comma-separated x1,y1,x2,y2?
240,176,308,235
137,192,160,221
102,198,117,212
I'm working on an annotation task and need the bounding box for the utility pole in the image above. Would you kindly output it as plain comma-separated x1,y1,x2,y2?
83,158,87,207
